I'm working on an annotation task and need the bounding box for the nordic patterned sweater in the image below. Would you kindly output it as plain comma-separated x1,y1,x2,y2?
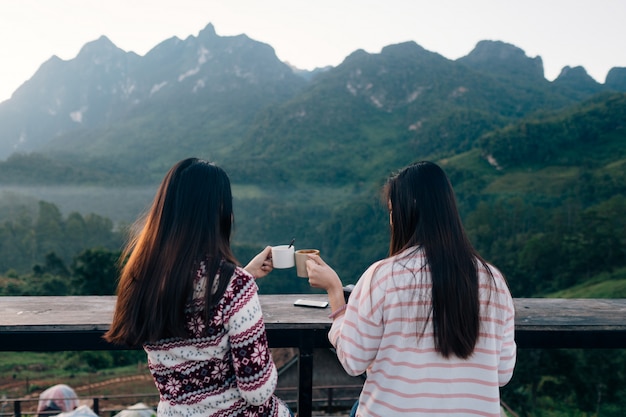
144,264,291,417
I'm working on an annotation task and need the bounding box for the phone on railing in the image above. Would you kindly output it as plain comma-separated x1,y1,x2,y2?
294,299,329,308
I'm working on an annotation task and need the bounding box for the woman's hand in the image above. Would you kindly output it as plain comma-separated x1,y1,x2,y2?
306,254,342,292
244,246,273,279
306,254,346,317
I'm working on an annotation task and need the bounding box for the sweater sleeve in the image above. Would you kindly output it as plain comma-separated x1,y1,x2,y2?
223,269,278,406
329,263,384,376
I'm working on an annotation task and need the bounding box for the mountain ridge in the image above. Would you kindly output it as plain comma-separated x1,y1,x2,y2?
0,23,307,160
0,23,625,183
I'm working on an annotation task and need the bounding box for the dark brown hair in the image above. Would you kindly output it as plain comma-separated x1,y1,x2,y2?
105,158,237,347
385,161,490,358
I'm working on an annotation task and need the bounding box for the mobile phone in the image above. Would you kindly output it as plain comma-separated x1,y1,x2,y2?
294,299,329,308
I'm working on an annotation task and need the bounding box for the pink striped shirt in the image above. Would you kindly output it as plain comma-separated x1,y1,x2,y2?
329,247,516,417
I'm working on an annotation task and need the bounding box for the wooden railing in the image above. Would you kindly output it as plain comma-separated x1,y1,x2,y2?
1,296,626,417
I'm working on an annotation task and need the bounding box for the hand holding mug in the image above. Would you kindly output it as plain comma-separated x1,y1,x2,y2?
244,246,274,279
305,254,342,292
295,249,320,277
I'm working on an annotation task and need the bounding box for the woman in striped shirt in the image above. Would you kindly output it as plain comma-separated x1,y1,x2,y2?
307,161,516,417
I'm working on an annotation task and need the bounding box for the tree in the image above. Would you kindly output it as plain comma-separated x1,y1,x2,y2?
34,201,64,260
33,252,70,277
0,212,36,272
71,248,121,295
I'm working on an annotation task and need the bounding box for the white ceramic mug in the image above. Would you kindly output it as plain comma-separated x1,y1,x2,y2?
271,245,295,268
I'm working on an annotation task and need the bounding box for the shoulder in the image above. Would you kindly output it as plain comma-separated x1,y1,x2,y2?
369,246,425,277
482,262,509,290
357,246,424,292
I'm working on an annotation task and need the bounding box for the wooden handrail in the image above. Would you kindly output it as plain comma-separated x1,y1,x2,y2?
1,295,625,417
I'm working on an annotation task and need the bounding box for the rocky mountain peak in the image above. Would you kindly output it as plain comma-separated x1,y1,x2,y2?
557,65,592,79
458,40,545,80
606,67,626,91
76,35,125,60
553,65,602,95
197,22,217,38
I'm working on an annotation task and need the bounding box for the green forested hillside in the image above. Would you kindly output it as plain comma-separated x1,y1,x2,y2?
480,92,626,169
226,41,588,187
548,267,626,298
1,92,624,295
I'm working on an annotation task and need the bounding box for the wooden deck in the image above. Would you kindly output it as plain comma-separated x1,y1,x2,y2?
1,295,626,417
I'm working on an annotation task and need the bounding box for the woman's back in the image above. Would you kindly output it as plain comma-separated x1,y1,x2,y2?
144,264,291,417
105,159,292,417
330,247,516,417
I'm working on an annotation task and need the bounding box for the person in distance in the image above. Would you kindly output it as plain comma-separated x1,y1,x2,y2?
306,161,516,417
105,158,293,417
37,384,79,417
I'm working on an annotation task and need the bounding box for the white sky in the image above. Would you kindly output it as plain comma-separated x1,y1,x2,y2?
1,0,625,103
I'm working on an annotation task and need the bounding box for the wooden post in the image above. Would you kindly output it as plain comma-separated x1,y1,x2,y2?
326,387,334,414
13,399,21,417
93,398,99,415
297,330,315,417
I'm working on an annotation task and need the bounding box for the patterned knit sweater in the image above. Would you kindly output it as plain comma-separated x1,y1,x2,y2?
144,264,291,417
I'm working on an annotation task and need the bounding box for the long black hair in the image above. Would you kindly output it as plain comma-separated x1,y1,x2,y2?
385,161,490,358
106,158,237,346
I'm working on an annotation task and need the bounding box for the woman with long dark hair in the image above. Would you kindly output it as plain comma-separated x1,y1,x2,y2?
307,161,516,417
105,158,292,417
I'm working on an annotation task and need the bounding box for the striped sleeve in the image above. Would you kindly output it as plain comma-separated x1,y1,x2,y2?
494,270,516,385
329,262,384,376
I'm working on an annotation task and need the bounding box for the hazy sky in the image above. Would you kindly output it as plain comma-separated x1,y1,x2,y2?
1,0,625,103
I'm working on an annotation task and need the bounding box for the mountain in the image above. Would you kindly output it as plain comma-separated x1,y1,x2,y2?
0,29,625,184
226,40,612,186
457,40,545,82
553,65,604,95
0,36,140,156
0,23,307,165
606,67,626,91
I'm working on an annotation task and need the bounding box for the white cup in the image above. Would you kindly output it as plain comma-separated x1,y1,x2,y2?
271,245,295,269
